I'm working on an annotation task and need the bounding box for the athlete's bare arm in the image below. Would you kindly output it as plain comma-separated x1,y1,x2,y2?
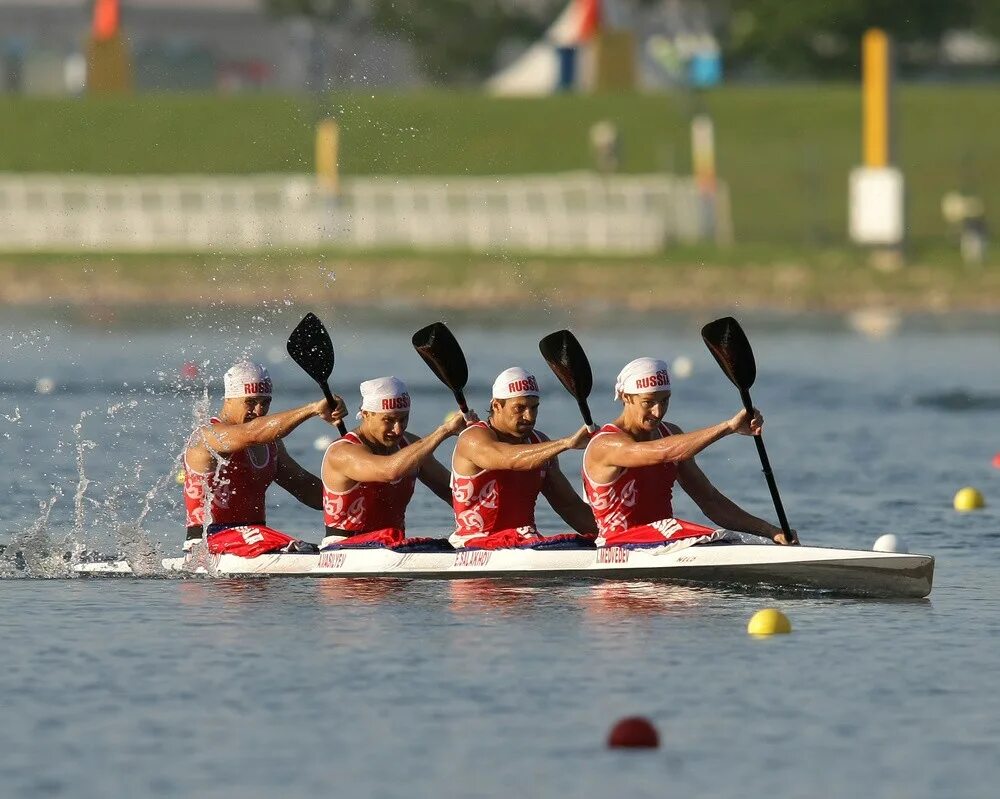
274,441,324,510
416,449,453,505
186,398,345,469
453,425,590,475
583,410,763,483
323,414,465,487
540,459,598,535
676,456,798,545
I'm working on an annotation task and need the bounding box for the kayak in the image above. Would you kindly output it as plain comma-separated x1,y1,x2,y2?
74,540,935,598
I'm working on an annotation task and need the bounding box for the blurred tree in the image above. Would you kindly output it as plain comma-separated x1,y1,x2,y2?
723,0,993,77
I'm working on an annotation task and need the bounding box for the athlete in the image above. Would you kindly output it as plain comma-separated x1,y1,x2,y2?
183,360,347,556
320,376,468,548
582,357,797,548
450,367,597,550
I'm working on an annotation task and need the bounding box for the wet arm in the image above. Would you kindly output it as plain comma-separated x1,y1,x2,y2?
274,443,323,509
459,429,577,473
418,454,454,505
196,400,330,456
326,424,455,485
540,462,598,535
677,459,790,541
589,422,734,471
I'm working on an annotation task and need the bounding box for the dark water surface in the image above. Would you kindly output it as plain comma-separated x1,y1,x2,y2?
2,308,999,798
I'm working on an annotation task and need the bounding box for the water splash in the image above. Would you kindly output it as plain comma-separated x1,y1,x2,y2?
0,496,77,579
72,411,97,537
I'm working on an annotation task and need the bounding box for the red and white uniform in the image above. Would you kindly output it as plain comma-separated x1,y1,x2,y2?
450,421,547,549
183,418,277,529
583,423,719,547
321,432,416,547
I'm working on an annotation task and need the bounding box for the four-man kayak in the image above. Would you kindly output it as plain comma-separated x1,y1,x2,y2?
75,539,935,598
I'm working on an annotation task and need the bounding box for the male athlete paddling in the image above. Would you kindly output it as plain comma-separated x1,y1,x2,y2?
321,376,467,548
582,357,796,548
183,361,348,556
450,367,597,550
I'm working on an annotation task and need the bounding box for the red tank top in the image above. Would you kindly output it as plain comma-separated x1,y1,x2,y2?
451,421,546,538
322,433,416,532
184,418,278,528
582,423,678,536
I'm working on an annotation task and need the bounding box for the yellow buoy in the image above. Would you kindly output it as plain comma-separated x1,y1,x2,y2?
747,608,792,636
175,469,186,485
953,486,985,512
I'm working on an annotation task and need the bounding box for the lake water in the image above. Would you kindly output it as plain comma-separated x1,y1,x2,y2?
2,305,999,798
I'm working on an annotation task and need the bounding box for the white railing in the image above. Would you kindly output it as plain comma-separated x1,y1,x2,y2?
0,172,731,253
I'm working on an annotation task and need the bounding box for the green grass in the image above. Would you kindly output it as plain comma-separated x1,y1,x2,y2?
1,87,996,246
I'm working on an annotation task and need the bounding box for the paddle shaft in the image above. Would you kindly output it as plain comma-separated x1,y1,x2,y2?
452,389,472,419
738,387,791,537
318,380,348,436
576,399,596,432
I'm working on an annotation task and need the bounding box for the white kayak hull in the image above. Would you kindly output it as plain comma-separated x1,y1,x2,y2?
75,542,935,598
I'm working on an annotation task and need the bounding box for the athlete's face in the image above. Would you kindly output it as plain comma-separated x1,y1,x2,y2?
491,396,539,438
363,410,409,447
624,390,670,430
225,395,272,424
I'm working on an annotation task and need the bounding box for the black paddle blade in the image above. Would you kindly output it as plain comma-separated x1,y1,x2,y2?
539,330,593,401
412,322,468,392
287,312,334,383
701,316,756,391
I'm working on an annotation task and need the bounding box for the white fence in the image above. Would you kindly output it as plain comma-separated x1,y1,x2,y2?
0,172,731,253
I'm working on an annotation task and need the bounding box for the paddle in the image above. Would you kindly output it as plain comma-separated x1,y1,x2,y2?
286,312,347,436
411,322,472,418
701,316,792,540
538,329,596,432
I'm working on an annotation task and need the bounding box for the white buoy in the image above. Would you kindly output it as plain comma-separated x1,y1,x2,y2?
313,435,333,451
873,533,908,554
671,355,693,380
35,377,55,394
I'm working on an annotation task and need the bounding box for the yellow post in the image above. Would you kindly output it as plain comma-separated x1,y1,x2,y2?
862,29,891,167
315,118,340,194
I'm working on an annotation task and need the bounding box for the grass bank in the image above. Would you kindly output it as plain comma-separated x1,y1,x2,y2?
1,245,995,313
1,87,996,247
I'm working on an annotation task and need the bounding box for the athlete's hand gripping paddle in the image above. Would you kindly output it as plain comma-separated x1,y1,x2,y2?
287,312,348,436
701,316,792,541
412,322,472,419
539,330,597,433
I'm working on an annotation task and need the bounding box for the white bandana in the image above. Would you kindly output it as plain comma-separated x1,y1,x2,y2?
492,367,540,400
613,357,671,401
223,361,272,399
358,376,410,419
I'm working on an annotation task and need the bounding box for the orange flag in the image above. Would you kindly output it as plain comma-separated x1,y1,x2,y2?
93,0,120,42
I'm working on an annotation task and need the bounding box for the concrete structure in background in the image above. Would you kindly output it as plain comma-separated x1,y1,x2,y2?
0,172,731,253
0,0,419,94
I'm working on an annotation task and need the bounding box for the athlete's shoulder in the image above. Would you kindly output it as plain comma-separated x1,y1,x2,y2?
458,421,496,442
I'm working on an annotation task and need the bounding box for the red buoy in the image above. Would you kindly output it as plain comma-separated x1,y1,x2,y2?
992,453,1000,469
607,716,659,749
180,362,199,380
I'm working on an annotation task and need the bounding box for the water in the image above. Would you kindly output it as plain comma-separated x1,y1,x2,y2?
2,307,1000,798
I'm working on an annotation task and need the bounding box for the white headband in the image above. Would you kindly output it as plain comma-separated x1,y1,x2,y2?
613,357,671,401
358,376,410,419
223,361,272,399
492,367,540,400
